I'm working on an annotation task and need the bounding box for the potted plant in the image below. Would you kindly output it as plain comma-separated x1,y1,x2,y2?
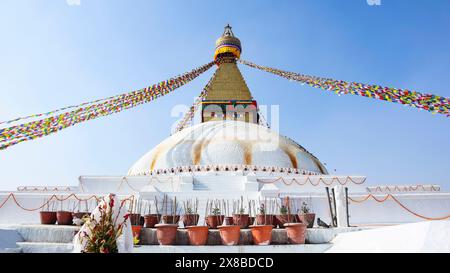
218,199,241,246
129,197,144,244
161,196,180,224
232,196,249,228
250,199,273,245
143,197,160,228
182,198,199,227
284,222,307,244
255,200,274,226
40,198,57,225
186,202,209,246
298,201,315,228
205,199,224,229
155,195,180,245
275,197,297,228
56,199,73,225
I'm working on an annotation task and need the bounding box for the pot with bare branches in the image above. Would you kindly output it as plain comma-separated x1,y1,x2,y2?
218,199,241,246
232,196,249,228
40,198,57,225
56,199,73,225
155,195,180,245
143,197,161,228
250,199,273,245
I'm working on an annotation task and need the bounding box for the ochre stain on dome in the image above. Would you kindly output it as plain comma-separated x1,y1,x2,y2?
192,139,212,165
237,140,253,165
281,145,299,169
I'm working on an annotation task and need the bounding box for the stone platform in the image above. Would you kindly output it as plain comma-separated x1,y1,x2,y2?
0,224,366,253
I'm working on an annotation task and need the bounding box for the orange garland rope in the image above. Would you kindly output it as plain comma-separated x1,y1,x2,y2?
367,185,440,193
257,176,366,186
0,193,135,212
348,194,450,220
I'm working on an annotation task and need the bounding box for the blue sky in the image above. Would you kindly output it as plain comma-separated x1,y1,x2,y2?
0,0,449,191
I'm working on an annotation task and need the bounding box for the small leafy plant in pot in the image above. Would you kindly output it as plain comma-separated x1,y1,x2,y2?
255,200,275,226
232,196,249,228
182,198,199,227
218,199,241,246
205,199,224,229
186,204,209,246
298,201,315,228
249,200,273,245
275,197,297,228
40,199,57,225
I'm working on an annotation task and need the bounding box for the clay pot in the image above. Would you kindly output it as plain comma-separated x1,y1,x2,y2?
131,225,142,244
232,214,249,228
284,223,307,244
255,214,274,226
250,225,273,245
223,216,234,225
186,226,209,246
248,216,255,226
162,215,180,225
275,214,297,228
182,214,199,227
206,215,224,229
155,224,178,245
129,213,142,226
56,211,73,225
218,225,241,246
72,212,90,219
144,214,160,228
40,211,57,225
298,213,316,228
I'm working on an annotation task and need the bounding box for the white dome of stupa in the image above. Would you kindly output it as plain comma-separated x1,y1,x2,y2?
127,121,327,175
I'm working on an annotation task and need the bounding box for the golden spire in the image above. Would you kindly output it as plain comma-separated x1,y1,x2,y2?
214,24,242,60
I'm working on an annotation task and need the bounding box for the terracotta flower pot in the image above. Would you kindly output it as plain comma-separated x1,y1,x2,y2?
223,216,234,225
162,215,180,225
255,214,274,226
298,213,316,228
250,225,273,245
186,226,209,246
155,224,178,245
182,214,199,227
40,211,57,225
129,213,142,226
232,214,249,228
56,211,73,225
275,214,297,228
206,215,224,229
284,223,307,244
144,214,160,228
218,225,241,246
248,216,255,226
131,225,142,244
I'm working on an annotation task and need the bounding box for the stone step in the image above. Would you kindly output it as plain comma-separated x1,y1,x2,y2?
2,224,79,243
139,226,365,245
133,244,331,253
16,242,73,253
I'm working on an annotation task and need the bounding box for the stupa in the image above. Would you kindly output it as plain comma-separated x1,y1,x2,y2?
0,27,448,252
